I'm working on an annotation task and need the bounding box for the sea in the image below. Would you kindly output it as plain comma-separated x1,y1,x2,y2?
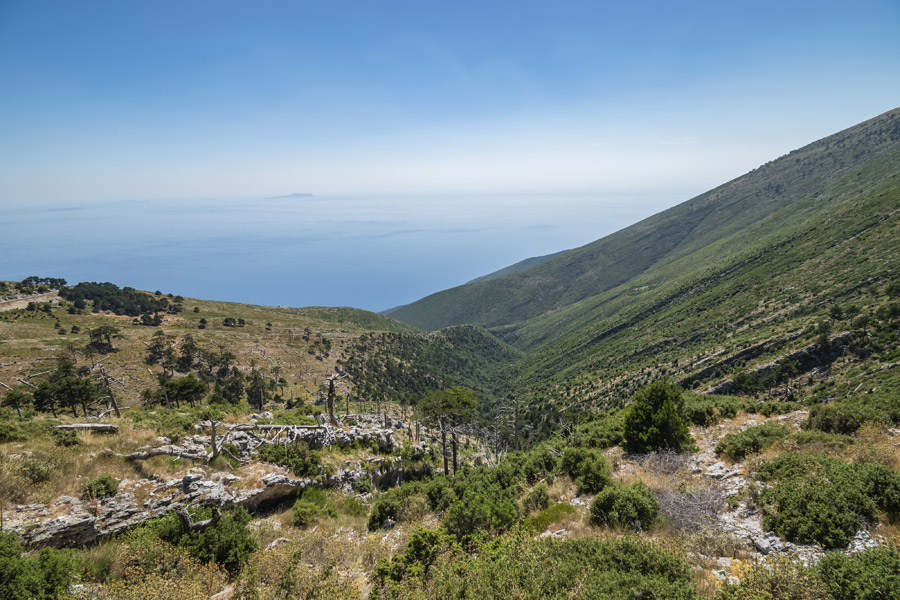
0,192,682,312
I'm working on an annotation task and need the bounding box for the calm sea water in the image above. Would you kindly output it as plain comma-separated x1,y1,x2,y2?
0,192,680,312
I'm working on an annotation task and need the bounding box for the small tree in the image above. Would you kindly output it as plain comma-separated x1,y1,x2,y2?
417,386,477,475
622,379,694,454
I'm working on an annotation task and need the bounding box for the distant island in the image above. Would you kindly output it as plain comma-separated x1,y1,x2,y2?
264,192,314,200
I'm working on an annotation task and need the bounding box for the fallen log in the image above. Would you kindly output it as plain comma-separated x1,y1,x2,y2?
55,424,118,433
124,446,208,461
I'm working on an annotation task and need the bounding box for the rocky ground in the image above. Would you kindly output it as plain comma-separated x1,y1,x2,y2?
3,416,418,549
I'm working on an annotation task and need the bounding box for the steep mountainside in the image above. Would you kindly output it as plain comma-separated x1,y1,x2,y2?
465,249,572,284
385,108,900,338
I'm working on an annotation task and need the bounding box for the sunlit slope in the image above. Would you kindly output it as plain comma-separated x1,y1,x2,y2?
385,108,900,338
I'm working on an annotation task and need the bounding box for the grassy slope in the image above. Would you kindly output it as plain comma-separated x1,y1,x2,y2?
511,171,900,406
385,107,900,335
0,293,418,407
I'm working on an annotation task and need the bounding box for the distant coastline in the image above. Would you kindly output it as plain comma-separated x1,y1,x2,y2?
264,193,314,200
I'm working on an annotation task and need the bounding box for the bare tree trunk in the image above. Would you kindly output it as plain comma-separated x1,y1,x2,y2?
99,367,121,418
451,431,458,474
176,507,221,532
327,378,337,426
440,418,448,476
209,421,219,460
514,396,520,452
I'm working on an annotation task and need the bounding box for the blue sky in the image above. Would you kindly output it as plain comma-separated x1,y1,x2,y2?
2,0,898,203
1,1,899,309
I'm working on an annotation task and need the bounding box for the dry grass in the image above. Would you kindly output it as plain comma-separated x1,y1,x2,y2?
847,422,900,468
546,475,577,502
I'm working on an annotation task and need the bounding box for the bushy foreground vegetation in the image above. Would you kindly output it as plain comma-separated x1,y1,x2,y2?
756,453,900,548
374,531,699,600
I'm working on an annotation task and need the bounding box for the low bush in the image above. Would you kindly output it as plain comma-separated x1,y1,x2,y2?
83,474,119,499
590,482,659,530
257,440,320,477
17,454,58,484
444,489,518,542
521,483,550,515
0,421,23,444
757,453,900,547
273,408,319,426
575,412,625,448
806,393,900,435
522,445,559,483
292,487,337,527
818,545,900,600
0,531,75,600
137,506,258,574
715,423,790,461
790,429,854,450
373,532,699,600
560,447,611,494
682,393,741,426
50,428,82,447
368,482,423,530
374,527,450,588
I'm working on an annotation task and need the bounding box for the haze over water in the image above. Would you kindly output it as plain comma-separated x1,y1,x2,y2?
1,191,681,312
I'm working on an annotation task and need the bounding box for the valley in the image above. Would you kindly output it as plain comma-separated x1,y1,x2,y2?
2,108,900,599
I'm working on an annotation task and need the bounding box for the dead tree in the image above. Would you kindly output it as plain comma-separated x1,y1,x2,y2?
325,373,344,426
176,507,221,532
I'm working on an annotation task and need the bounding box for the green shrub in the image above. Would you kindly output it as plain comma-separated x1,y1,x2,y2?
368,482,423,530
17,455,57,484
622,379,694,454
521,483,550,515
50,428,82,447
682,393,741,426
82,474,118,499
560,447,611,494
715,423,790,460
806,393,900,435
374,527,449,587
0,531,75,600
131,408,198,443
590,482,659,530
522,445,559,483
444,489,518,542
375,532,699,600
818,546,900,600
0,422,23,444
138,506,257,574
292,486,337,527
292,501,319,527
354,476,374,494
756,453,900,548
257,440,320,477
575,412,625,448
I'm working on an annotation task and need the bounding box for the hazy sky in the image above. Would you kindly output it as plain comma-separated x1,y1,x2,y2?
2,0,898,204
1,1,899,309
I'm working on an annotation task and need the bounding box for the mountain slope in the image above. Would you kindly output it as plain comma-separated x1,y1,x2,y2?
465,249,572,284
385,108,900,337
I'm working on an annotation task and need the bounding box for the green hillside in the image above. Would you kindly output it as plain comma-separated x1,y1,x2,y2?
385,108,900,337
